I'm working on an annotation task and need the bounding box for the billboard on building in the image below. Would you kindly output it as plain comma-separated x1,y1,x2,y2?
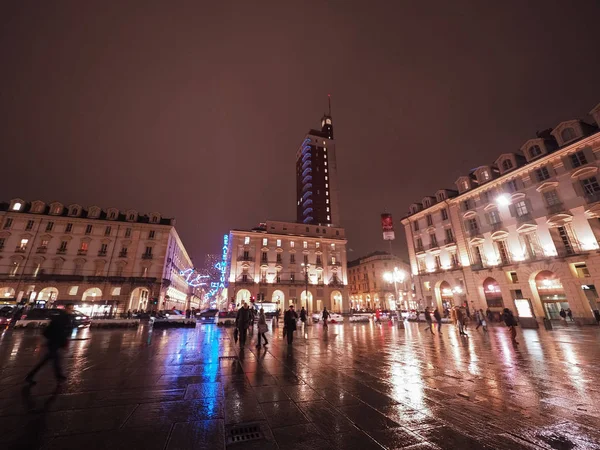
381,213,395,241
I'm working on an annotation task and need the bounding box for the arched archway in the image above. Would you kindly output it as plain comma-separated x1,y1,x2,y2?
236,289,251,304
301,290,313,311
483,277,504,310
129,287,149,311
271,290,285,308
0,287,15,300
331,290,342,313
439,281,454,313
38,287,58,302
534,270,568,320
82,287,102,301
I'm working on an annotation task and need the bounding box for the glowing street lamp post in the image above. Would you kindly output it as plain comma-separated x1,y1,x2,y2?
301,262,311,325
384,267,406,328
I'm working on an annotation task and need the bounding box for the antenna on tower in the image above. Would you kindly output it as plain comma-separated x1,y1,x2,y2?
328,93,332,116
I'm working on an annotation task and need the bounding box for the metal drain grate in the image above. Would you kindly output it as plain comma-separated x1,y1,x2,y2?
227,423,263,445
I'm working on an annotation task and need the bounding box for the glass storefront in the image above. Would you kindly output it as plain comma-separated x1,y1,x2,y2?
535,271,568,320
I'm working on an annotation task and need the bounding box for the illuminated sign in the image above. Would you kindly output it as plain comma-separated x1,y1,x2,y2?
180,269,209,287
206,234,229,299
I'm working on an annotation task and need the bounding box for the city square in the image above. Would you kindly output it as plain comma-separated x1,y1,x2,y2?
1,321,600,450
2,2,600,449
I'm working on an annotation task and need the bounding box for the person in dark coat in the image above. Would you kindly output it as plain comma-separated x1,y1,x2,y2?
300,306,307,324
235,303,251,347
566,308,573,322
248,306,256,333
322,307,331,328
25,304,75,384
283,305,298,345
423,307,434,333
433,308,442,334
559,308,567,321
502,308,519,345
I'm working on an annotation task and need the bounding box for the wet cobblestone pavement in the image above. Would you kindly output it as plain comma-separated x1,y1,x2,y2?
2,320,600,449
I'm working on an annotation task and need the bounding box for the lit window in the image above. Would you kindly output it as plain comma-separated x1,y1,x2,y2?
290,241,295,248
262,238,268,246
324,161,327,166
325,169,328,173
276,239,282,247
12,202,22,211
481,171,489,180
326,191,329,196
244,236,250,245
303,241,308,249
515,201,528,217
326,199,329,204
327,207,330,212
68,286,79,295
316,242,320,248
111,287,121,296
325,176,328,180
332,256,336,264
331,243,335,250
80,242,89,251
19,238,29,249
325,184,328,188
324,154,327,159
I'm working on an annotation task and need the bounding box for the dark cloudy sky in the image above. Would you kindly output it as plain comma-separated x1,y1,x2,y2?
1,1,599,264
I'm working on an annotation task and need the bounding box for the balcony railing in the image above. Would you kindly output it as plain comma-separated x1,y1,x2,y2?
516,212,534,224
36,247,48,254
427,242,439,250
77,250,88,256
584,191,600,204
56,248,67,255
98,251,107,257
444,238,456,245
119,251,128,258
415,245,425,253
15,247,26,253
470,261,485,271
546,203,566,215
237,256,253,262
491,222,504,232
142,253,153,260
467,228,481,238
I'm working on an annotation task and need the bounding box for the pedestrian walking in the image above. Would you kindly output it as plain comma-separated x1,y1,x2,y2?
433,308,442,334
486,308,493,322
455,307,467,336
256,308,269,348
567,308,573,322
235,302,251,348
248,306,256,333
559,308,567,322
283,304,298,345
475,308,488,332
502,308,519,345
126,309,132,319
374,308,381,325
25,303,75,385
300,306,307,324
322,307,330,328
423,307,434,333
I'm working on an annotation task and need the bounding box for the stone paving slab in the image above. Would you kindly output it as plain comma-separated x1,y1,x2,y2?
2,322,600,449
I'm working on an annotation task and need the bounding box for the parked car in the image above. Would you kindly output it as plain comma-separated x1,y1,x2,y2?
196,309,219,324
157,310,185,319
216,311,237,326
349,313,372,323
15,308,91,328
311,312,344,323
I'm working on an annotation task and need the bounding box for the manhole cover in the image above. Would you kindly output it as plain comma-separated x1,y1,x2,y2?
227,423,264,445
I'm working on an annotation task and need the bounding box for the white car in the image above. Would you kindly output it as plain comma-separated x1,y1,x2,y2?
311,312,344,323
349,313,371,323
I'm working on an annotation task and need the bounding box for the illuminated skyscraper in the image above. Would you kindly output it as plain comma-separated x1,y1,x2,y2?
296,96,341,226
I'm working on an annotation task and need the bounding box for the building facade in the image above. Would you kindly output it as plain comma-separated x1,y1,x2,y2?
0,198,202,316
347,251,412,311
226,220,348,313
401,101,600,324
296,106,341,226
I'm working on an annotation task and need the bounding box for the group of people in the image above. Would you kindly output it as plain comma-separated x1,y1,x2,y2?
422,305,519,344
559,308,574,322
234,303,333,347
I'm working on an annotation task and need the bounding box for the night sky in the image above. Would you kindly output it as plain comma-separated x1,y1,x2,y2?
1,1,600,265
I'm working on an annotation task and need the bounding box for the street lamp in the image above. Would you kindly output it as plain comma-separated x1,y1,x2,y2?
383,267,407,310
301,262,311,313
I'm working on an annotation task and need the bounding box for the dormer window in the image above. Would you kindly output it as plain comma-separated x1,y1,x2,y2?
529,145,542,159
437,192,446,201
501,159,513,171
462,181,469,191
128,214,135,221
561,127,577,143
481,170,490,181
12,202,22,211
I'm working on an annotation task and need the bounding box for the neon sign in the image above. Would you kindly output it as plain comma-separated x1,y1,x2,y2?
180,269,209,287
206,234,229,299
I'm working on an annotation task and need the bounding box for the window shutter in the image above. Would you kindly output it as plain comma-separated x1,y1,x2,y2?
525,198,534,215
583,146,595,163
572,181,585,197
508,204,516,217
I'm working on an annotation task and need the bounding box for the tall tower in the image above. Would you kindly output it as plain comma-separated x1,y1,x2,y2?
296,96,341,226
